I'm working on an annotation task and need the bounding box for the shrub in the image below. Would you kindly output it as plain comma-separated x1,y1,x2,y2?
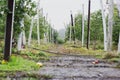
103,52,119,59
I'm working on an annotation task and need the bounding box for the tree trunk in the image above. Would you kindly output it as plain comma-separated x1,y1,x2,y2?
107,0,114,52
82,4,85,47
28,17,34,46
37,11,40,45
17,18,26,51
37,0,40,45
100,0,107,51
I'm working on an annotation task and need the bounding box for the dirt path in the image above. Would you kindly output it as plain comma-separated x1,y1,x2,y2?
38,45,120,80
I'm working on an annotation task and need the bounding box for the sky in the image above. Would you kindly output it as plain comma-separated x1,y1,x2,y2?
38,0,114,31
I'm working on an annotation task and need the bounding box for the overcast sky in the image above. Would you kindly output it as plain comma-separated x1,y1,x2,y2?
39,0,115,30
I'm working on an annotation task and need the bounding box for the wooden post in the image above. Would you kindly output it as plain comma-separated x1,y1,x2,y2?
87,0,91,49
70,11,75,44
4,0,15,61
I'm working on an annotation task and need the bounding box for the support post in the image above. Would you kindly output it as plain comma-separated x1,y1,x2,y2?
87,0,91,49
70,11,75,44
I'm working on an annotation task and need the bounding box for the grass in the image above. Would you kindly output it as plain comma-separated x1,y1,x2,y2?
0,40,53,78
0,47,52,78
63,44,104,56
0,55,40,72
20,48,51,62
0,54,41,77
63,44,120,62
29,40,54,50
103,52,119,59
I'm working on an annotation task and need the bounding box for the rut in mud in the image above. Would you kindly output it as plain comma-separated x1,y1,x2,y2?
39,54,120,80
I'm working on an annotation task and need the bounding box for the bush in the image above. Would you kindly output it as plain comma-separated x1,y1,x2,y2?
38,51,47,57
0,48,3,53
57,39,65,44
96,44,104,50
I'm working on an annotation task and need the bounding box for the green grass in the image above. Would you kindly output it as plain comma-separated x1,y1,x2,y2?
109,58,120,63
20,49,51,62
0,55,39,72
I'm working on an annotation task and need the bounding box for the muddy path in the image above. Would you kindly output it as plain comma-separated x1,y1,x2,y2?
38,46,120,80
39,55,120,80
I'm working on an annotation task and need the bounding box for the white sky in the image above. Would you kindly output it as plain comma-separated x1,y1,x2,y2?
39,0,115,30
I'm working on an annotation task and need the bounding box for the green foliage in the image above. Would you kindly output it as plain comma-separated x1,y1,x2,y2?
65,24,70,41
113,6,120,45
74,14,82,40
90,10,103,42
57,38,65,44
0,1,7,38
0,0,37,39
0,0,54,48
53,30,59,43
14,0,37,38
65,10,103,49
0,40,4,53
65,8,120,50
